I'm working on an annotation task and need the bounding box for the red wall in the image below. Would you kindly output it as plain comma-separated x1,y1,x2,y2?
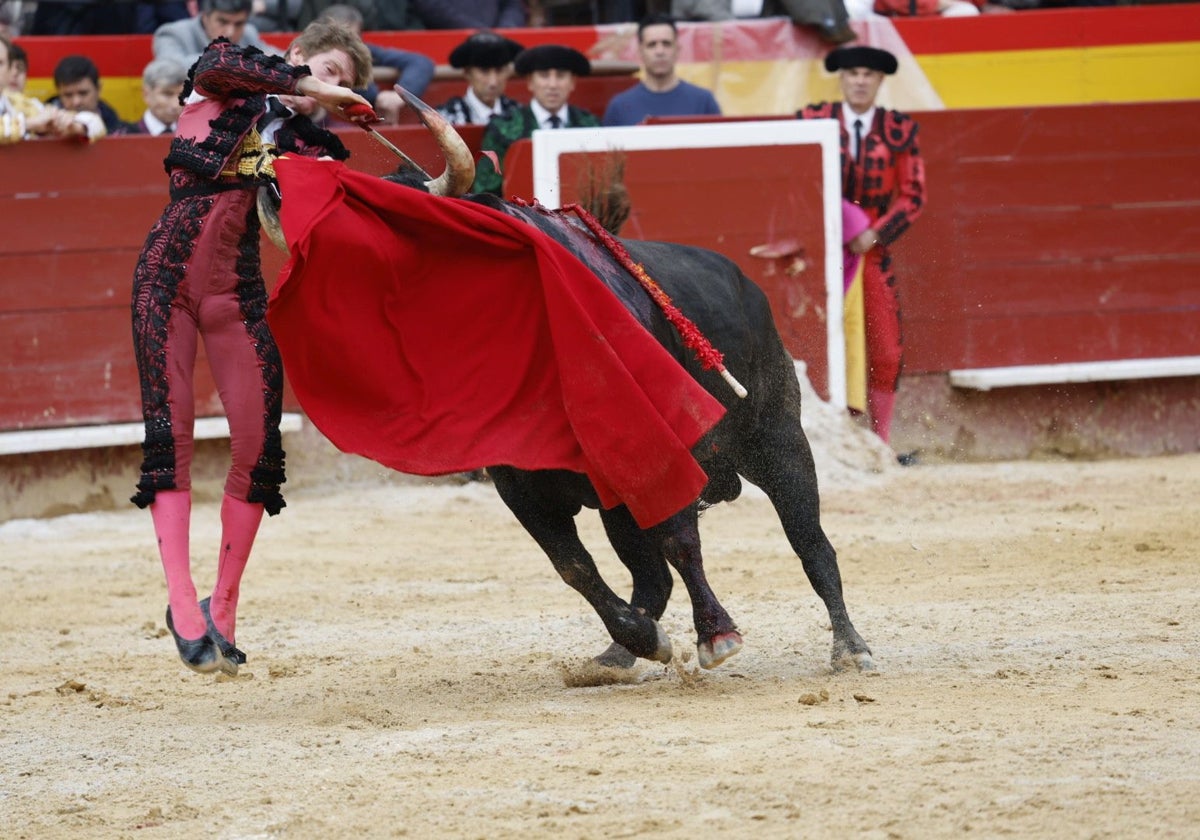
0,126,481,431
893,101,1200,374
2,101,1199,435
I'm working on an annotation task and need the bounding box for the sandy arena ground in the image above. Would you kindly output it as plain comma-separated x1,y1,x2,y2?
2,397,1199,837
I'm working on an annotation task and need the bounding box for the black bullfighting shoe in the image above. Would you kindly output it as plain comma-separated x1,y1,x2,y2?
199,597,247,668
165,605,230,674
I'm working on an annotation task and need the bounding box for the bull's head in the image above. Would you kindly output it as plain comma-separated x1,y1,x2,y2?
257,87,476,252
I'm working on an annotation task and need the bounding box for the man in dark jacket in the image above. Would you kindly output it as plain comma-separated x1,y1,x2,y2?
436,30,524,127
48,55,137,135
472,44,600,196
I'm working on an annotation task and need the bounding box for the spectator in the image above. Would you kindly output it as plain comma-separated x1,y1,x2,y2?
135,2,192,35
253,0,304,31
436,30,524,127
472,44,600,196
6,37,25,91
130,59,188,135
48,55,137,136
316,4,434,123
153,0,281,70
30,2,140,35
409,0,526,30
1,34,101,142
762,0,857,45
797,46,924,449
602,14,721,127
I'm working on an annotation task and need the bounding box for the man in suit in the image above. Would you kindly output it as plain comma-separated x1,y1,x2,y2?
131,58,188,135
472,44,599,196
153,0,280,69
798,46,924,449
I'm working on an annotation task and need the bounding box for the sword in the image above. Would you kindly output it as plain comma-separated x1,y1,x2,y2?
344,104,431,180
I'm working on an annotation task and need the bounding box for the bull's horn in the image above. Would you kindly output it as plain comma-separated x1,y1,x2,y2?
393,85,475,197
257,186,288,253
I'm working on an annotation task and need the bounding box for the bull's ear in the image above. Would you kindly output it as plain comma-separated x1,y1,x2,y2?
257,186,288,253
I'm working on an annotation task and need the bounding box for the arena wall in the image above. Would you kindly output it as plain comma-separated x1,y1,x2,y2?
3,8,1198,520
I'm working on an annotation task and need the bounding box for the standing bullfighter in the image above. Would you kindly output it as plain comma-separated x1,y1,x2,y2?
130,24,372,675
798,46,925,448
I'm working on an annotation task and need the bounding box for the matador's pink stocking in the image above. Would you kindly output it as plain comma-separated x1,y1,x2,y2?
151,489,206,639
868,388,896,445
209,494,264,642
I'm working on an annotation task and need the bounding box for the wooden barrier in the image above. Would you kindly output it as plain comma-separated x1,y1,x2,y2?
0,125,482,436
2,100,1198,460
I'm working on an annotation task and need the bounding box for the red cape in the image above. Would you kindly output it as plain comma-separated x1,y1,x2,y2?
267,157,725,528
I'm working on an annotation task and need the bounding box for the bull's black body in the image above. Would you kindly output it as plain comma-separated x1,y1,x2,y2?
451,192,874,671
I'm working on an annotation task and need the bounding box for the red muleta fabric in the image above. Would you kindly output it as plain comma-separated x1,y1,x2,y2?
267,156,726,528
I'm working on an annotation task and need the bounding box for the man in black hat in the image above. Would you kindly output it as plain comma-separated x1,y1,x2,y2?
798,46,925,452
437,31,524,127
472,44,600,196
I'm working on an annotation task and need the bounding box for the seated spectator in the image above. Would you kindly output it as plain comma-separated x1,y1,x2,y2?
680,0,857,44
30,2,140,35
1,34,103,142
135,2,192,35
130,59,188,135
603,14,721,127
409,0,526,30
47,55,137,136
253,0,304,31
472,44,600,196
436,30,524,127
5,37,25,92
316,4,435,123
154,0,281,70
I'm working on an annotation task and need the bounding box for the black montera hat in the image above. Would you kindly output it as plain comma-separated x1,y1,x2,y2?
448,31,525,70
513,44,591,77
823,46,898,75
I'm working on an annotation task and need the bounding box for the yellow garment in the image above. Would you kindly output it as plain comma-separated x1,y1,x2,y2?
843,257,867,414
223,129,280,179
0,91,40,143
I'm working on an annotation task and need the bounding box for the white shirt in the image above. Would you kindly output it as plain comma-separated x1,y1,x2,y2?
463,87,505,125
843,105,876,160
530,99,568,130
141,109,174,136
259,95,294,143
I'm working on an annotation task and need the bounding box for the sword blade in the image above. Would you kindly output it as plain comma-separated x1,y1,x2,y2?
364,125,431,180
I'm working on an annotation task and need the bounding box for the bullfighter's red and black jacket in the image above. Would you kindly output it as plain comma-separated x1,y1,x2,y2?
798,101,925,247
164,38,349,183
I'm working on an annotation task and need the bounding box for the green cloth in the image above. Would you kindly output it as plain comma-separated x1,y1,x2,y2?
473,105,600,196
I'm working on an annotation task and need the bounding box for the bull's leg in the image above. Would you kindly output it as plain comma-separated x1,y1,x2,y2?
489,468,672,664
740,408,876,672
648,506,743,669
594,506,675,668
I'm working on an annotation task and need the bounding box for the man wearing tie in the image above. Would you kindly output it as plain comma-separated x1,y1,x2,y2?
798,46,925,451
472,44,600,196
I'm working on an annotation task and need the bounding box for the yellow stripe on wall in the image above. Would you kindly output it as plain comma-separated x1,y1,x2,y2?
915,42,1200,108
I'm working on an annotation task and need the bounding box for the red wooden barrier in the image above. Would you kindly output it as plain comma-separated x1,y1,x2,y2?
0,125,482,431
893,101,1200,374
3,100,1199,437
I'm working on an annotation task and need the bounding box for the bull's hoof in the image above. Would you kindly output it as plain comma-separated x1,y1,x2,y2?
697,631,743,669
831,642,876,672
647,621,673,664
594,642,638,670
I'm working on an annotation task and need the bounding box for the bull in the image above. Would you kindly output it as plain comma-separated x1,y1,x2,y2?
258,90,875,673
